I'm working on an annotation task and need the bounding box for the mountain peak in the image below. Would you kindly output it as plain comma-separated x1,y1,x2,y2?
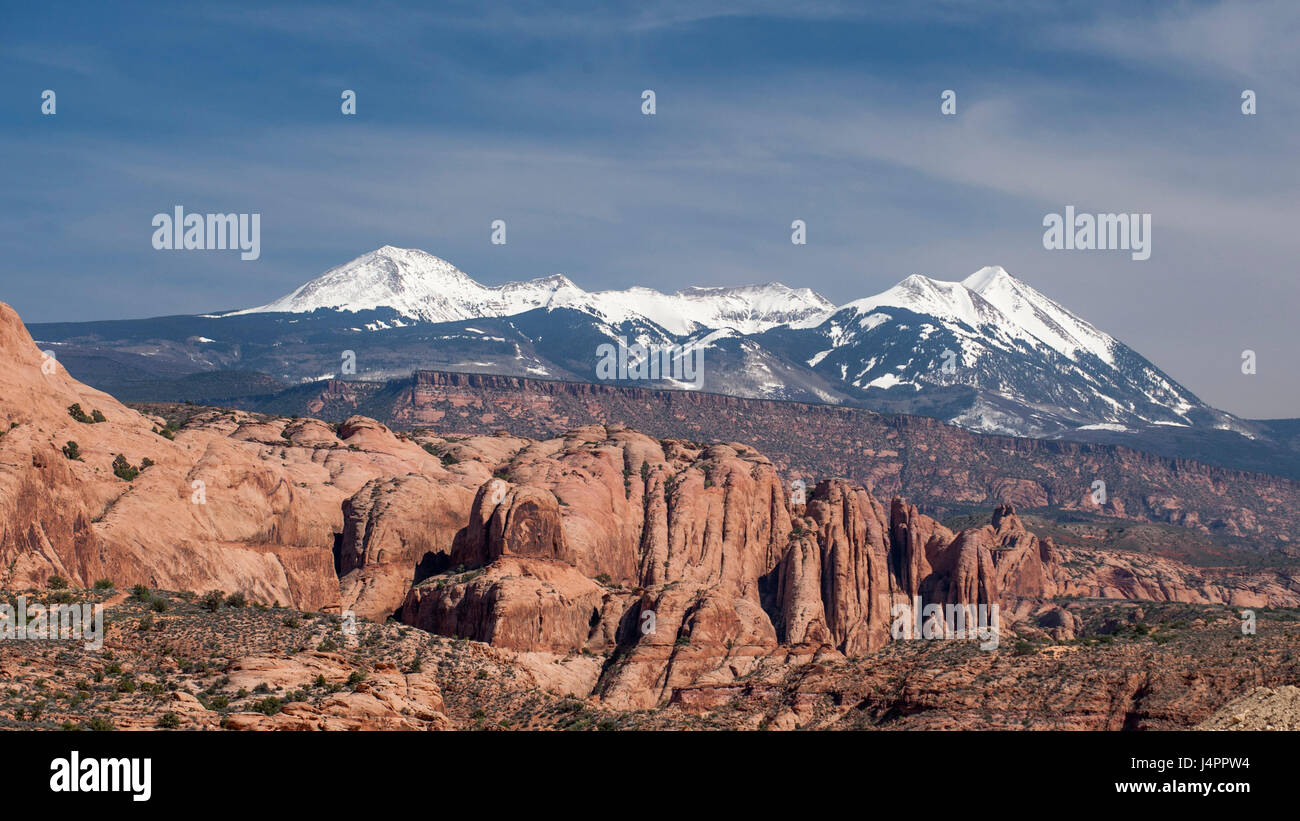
532,273,579,290
961,266,1013,293
232,247,834,333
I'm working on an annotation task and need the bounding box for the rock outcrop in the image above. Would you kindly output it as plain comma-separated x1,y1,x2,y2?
3,298,1297,717
0,300,453,611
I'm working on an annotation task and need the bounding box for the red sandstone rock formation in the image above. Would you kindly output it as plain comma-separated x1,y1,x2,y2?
0,300,455,611
2,298,1296,714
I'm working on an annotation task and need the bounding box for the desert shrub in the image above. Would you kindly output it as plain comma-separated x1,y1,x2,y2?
111,454,138,482
61,441,82,460
157,712,180,729
252,696,281,715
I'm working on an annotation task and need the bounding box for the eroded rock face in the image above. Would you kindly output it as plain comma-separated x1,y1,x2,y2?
397,424,1300,709
0,300,456,612
386,434,1031,707
4,298,1299,716
338,475,476,621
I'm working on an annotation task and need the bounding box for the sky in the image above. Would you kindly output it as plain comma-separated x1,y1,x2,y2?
1,0,1297,417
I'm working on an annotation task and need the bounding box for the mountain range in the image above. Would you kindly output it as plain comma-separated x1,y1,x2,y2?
27,245,1298,478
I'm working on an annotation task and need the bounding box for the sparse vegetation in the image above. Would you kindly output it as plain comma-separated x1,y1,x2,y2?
111,454,139,481
67,404,106,424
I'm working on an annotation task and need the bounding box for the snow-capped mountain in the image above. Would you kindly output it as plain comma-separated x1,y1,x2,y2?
764,265,1238,436
236,246,835,335
34,246,1258,448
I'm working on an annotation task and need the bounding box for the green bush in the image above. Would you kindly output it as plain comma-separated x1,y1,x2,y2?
62,441,82,461
157,712,180,729
252,696,282,715
111,454,138,482
205,695,230,710
200,590,224,612
224,592,247,608
46,575,68,590
93,578,115,590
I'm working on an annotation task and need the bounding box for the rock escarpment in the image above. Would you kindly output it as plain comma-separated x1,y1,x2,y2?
397,427,1300,709
2,299,1296,714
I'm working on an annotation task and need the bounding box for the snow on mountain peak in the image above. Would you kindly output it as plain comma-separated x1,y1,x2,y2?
830,267,1117,367
232,246,1115,369
957,266,1117,365
232,247,835,334
961,265,1011,293
571,281,833,335
234,246,489,322
841,273,990,331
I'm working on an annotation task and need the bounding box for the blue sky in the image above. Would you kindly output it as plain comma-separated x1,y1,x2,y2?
1,1,1297,416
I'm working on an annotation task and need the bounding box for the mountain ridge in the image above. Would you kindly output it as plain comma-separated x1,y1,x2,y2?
26,246,1275,467
234,245,837,335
